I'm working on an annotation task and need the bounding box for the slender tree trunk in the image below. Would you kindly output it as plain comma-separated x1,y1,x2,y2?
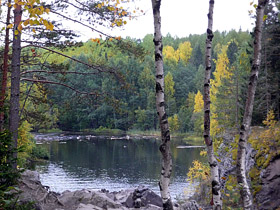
264,31,269,114
235,75,239,129
151,0,173,209
236,0,268,209
0,0,12,131
203,1,222,209
9,4,22,168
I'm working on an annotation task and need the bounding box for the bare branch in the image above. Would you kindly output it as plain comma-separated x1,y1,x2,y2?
21,44,116,74
20,69,100,76
50,10,112,38
21,78,98,96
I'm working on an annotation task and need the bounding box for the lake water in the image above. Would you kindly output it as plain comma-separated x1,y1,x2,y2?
35,135,205,199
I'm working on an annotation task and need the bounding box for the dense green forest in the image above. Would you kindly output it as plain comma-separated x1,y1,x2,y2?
18,28,278,134
17,31,249,132
1,0,280,209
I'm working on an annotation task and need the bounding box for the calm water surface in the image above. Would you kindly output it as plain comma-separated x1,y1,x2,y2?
35,135,205,199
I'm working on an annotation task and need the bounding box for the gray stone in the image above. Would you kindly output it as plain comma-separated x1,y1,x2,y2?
256,156,280,209
76,203,103,210
89,191,124,209
140,204,162,210
123,186,163,208
179,200,200,210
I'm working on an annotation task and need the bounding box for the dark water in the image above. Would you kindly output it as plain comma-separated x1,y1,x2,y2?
36,136,205,199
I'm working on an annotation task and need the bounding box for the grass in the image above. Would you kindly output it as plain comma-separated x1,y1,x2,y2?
182,134,204,142
127,129,204,143
83,127,125,136
127,129,161,137
37,128,62,133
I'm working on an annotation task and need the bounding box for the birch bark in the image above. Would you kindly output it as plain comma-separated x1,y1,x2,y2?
9,4,22,168
236,0,268,209
203,0,222,209
151,0,173,209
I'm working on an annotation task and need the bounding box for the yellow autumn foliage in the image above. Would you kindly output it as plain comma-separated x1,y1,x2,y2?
187,160,210,184
17,120,35,166
177,41,193,64
163,46,178,63
249,110,280,168
210,44,231,137
194,90,203,113
163,42,193,65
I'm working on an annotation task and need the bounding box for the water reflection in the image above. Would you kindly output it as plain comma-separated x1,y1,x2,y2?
36,137,205,198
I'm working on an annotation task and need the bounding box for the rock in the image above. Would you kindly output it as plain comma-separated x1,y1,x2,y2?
59,189,125,209
113,189,134,204
21,170,40,182
139,204,162,210
19,170,201,210
90,191,124,209
255,156,280,209
18,170,64,210
179,200,200,210
76,203,103,210
123,186,163,208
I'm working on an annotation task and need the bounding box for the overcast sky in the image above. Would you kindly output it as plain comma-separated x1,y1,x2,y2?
76,0,255,41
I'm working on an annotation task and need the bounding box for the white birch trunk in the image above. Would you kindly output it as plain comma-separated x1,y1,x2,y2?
151,0,173,209
236,0,268,209
203,1,222,209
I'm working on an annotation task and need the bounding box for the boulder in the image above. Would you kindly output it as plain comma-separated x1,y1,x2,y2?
58,189,125,209
178,200,201,210
123,186,163,208
255,156,280,209
76,203,103,210
18,170,204,210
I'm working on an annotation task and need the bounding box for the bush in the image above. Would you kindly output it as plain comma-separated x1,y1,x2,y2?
31,146,50,160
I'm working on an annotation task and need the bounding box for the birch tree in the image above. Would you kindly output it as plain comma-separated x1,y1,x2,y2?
203,0,222,209
236,0,268,208
151,0,173,209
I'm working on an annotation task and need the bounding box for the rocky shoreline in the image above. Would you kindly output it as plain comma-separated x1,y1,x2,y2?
18,170,201,210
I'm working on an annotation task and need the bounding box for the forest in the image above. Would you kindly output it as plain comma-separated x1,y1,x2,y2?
0,0,280,209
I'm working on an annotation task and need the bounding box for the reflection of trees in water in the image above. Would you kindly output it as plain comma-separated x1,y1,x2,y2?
40,137,204,182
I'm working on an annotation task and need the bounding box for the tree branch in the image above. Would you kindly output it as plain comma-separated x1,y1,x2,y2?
20,69,100,76
21,44,117,74
50,10,112,38
21,78,98,96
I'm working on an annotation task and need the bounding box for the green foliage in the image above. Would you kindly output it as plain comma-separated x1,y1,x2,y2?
0,131,19,190
168,114,179,132
222,175,241,208
17,121,35,167
249,110,280,168
31,31,254,134
0,131,34,209
31,146,50,160
91,126,125,136
20,83,59,132
134,107,151,130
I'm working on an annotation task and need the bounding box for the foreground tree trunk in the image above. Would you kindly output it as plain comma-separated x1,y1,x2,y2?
203,1,222,209
236,0,268,209
151,0,173,209
9,4,22,168
0,0,12,131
